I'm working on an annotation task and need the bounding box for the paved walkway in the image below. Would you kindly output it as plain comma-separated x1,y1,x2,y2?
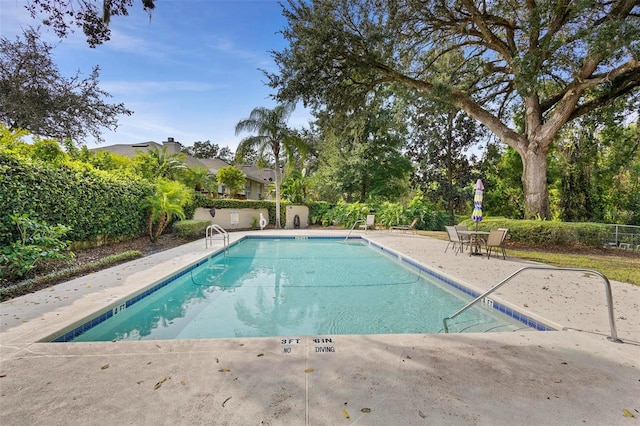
1,230,638,425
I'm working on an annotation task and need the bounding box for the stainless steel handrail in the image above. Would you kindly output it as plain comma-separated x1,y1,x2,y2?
442,266,623,343
205,224,229,249
344,220,365,242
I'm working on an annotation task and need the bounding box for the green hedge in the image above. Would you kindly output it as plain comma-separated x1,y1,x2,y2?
173,219,211,238
459,217,610,247
0,151,153,246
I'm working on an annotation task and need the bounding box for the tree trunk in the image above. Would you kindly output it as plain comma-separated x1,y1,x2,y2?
274,155,281,229
359,181,367,203
155,213,169,241
147,211,156,242
522,148,550,219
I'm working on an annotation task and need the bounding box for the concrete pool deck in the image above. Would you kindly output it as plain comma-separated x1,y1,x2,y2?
1,230,638,425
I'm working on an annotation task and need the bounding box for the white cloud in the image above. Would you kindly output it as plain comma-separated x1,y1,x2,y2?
100,80,228,95
103,28,155,55
208,36,270,65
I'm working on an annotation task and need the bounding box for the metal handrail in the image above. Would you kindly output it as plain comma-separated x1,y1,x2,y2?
442,266,623,343
344,220,365,242
205,224,229,249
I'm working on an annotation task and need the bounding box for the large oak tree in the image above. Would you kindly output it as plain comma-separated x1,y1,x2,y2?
268,0,640,218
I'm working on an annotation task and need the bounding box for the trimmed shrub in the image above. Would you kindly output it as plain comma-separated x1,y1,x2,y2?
459,217,610,247
173,220,211,238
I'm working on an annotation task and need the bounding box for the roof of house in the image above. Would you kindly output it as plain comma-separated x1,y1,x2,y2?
92,141,203,168
92,141,160,156
197,158,232,174
91,138,275,183
239,164,276,183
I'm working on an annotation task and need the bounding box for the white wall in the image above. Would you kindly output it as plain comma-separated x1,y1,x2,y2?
285,205,309,229
193,207,270,229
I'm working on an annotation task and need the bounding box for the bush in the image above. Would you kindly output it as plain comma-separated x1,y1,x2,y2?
315,201,369,228
0,151,152,246
458,217,610,247
376,202,405,228
307,201,331,226
0,214,74,281
173,220,211,238
0,250,141,301
304,196,448,231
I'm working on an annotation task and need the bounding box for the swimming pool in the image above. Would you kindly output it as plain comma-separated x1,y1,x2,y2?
51,237,551,342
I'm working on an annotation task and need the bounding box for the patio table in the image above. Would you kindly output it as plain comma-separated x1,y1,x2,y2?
457,230,490,256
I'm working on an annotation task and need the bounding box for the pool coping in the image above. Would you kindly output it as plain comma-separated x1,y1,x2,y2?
1,230,639,425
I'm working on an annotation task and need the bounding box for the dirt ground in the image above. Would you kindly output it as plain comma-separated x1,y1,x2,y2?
72,233,200,266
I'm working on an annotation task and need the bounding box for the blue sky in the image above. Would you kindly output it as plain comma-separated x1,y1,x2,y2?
1,0,311,152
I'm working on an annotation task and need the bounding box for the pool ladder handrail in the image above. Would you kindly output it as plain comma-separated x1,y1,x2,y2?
344,219,365,242
442,266,623,343
205,224,229,249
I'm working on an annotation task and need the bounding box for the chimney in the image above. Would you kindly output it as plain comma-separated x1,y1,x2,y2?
163,136,181,154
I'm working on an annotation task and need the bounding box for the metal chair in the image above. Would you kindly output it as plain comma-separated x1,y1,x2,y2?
390,218,418,233
445,226,462,254
358,214,375,231
484,229,507,259
498,227,510,245
454,225,473,251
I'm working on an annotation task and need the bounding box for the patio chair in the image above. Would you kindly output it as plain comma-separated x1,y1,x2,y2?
498,228,510,244
445,226,463,254
484,229,507,259
454,225,473,252
390,218,418,233
358,214,376,231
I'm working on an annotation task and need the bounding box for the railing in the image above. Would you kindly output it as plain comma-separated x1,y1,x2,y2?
344,220,365,242
605,224,640,249
442,266,623,343
205,224,229,249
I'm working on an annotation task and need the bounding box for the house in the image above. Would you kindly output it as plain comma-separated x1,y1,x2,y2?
92,137,274,200
239,164,276,200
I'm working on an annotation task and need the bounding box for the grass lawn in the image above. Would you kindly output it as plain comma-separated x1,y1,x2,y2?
417,231,640,286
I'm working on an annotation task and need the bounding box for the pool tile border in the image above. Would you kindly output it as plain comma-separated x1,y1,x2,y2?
366,238,554,332
50,235,551,342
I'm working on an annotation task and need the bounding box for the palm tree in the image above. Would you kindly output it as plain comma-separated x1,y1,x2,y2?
134,146,187,180
141,179,193,242
181,166,209,192
235,103,307,228
281,170,310,204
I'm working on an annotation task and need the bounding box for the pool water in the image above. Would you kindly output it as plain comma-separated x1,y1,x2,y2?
68,238,537,342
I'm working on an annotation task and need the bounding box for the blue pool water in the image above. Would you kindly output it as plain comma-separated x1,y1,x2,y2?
58,237,548,342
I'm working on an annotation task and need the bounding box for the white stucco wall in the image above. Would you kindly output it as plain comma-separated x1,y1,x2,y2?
193,207,270,229
285,205,309,229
